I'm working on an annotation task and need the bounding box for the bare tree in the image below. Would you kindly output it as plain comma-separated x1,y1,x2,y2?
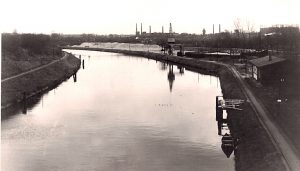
234,18,243,34
246,20,255,38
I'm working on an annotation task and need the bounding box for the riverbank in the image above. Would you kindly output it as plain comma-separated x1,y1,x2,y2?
1,53,81,109
64,46,287,171
1,53,62,80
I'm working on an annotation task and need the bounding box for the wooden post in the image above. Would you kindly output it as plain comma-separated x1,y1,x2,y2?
22,92,27,114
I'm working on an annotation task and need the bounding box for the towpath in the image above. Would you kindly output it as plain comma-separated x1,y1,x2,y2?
1,53,69,83
196,58,300,171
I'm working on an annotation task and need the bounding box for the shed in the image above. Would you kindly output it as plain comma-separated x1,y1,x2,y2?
249,55,286,84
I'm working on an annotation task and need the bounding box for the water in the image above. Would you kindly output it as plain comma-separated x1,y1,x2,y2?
1,50,234,171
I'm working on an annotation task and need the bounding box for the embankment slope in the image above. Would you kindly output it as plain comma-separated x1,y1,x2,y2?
1,53,81,108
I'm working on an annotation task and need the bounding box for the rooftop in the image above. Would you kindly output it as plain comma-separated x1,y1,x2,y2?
249,56,286,67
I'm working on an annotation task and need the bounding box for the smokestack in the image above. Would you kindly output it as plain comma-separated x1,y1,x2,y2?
141,23,142,35
169,23,173,34
213,24,214,34
149,25,151,34
136,23,137,35
219,24,221,33
162,26,164,33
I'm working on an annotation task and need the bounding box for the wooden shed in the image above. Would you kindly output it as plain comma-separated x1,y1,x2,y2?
249,56,286,85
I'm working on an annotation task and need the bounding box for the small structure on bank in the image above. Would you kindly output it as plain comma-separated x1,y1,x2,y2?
163,23,184,56
249,55,286,85
216,96,243,158
216,96,244,112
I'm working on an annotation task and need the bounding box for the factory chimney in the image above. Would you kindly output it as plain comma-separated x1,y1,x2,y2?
169,23,173,34
136,23,137,35
141,23,143,35
213,24,215,34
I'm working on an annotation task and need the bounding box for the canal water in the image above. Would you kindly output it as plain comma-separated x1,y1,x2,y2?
1,50,234,171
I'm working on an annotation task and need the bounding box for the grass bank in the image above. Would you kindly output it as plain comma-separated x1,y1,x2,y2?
246,75,300,158
65,46,287,171
1,53,81,109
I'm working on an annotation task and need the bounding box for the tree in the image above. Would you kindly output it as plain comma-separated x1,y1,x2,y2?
234,18,243,35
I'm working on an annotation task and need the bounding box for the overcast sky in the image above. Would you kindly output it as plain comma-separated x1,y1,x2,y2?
1,0,299,34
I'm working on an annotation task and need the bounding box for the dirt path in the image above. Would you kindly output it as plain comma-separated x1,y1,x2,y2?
221,62,300,171
1,53,69,83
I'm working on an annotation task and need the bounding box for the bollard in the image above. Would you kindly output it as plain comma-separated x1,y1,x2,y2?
82,59,85,69
73,73,77,82
216,96,223,121
22,92,27,114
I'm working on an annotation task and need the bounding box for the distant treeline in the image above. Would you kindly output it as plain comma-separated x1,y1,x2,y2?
2,27,299,58
2,33,64,57
175,30,299,52
52,30,299,55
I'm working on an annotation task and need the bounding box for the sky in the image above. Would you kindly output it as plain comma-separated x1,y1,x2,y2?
1,0,299,35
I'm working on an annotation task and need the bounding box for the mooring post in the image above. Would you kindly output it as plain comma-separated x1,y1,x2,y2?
73,73,77,82
216,96,219,121
216,96,223,121
216,96,218,109
82,59,85,69
21,92,27,114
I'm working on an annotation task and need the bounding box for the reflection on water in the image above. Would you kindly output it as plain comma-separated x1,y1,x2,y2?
82,59,85,70
168,65,175,92
2,50,235,171
73,72,77,82
178,66,185,75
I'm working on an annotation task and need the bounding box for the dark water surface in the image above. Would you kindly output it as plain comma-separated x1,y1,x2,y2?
2,50,234,171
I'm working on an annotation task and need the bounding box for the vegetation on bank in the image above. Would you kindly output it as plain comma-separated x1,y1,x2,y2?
41,26,300,57
2,33,63,57
1,33,63,78
1,33,81,112
1,54,81,108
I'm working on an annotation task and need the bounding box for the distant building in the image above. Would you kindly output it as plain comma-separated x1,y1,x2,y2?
167,38,175,44
249,55,286,84
260,24,299,35
202,28,206,35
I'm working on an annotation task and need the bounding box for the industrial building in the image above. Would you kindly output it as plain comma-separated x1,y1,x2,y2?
249,55,286,85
